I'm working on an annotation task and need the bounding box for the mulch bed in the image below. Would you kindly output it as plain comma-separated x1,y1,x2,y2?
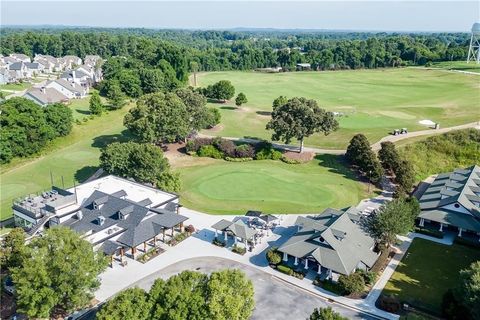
283,151,315,163
0,291,16,319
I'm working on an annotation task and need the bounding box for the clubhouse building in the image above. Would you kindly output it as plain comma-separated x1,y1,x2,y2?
12,175,188,260
417,165,480,239
278,207,379,281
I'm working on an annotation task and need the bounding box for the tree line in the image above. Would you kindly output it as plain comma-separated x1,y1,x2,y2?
0,29,470,73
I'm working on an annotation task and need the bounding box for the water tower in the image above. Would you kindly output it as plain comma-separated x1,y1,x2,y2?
467,22,480,64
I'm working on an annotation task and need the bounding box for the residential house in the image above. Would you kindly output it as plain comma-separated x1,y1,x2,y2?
63,55,82,69
84,55,101,68
0,68,13,84
25,62,44,76
60,69,92,87
9,53,31,63
417,165,480,239
277,207,379,281
22,87,68,107
45,78,87,99
9,62,30,79
34,54,58,73
13,175,186,261
2,56,20,66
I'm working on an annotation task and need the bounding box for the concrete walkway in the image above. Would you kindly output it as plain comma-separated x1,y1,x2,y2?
200,122,480,155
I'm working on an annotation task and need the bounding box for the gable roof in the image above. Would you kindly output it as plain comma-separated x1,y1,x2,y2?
23,87,68,105
9,62,24,70
211,219,258,240
278,207,378,275
48,78,84,94
419,165,480,232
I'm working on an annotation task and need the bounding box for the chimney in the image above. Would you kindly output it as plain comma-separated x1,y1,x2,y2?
41,87,46,94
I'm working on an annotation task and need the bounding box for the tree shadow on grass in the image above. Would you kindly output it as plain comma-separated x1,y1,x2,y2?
256,111,271,116
75,165,100,183
220,106,237,110
75,109,90,115
315,154,366,184
91,129,134,149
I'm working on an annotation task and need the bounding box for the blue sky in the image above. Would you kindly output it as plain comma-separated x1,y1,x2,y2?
1,1,478,32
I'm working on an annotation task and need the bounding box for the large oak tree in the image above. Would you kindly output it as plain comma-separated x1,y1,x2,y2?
266,97,338,152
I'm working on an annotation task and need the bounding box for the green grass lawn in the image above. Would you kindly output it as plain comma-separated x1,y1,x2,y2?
0,105,132,220
430,61,480,74
382,238,480,315
197,68,479,149
0,82,33,91
176,155,372,214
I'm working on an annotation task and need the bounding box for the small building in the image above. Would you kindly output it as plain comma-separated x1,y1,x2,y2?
277,207,379,281
296,63,311,71
417,165,480,239
62,55,82,69
25,62,44,76
9,62,29,79
23,87,68,107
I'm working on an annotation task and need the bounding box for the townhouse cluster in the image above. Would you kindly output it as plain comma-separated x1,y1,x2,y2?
0,53,103,106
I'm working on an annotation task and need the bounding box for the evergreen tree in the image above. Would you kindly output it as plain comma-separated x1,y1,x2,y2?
89,91,104,115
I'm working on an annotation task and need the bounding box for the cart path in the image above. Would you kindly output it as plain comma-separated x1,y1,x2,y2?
199,121,480,155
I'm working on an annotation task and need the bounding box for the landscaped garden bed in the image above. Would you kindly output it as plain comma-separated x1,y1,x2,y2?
167,231,190,246
212,237,226,247
414,226,443,239
231,244,246,255
138,247,165,263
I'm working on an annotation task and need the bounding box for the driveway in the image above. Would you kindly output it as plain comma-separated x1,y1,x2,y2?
132,257,377,320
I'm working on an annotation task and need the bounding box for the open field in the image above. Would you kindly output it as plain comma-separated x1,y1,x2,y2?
176,155,372,215
0,104,132,220
382,238,480,315
197,68,480,149
430,61,480,74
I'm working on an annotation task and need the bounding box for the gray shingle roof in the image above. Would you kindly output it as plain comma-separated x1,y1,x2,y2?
278,207,378,275
211,219,258,240
9,62,23,70
23,87,68,105
68,190,187,249
419,165,480,232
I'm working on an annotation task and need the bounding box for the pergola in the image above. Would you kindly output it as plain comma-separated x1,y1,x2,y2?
211,219,258,247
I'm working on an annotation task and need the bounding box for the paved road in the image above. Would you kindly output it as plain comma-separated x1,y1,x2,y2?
200,122,479,155
131,257,377,320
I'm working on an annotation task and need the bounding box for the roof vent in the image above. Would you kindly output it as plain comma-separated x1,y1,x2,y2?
97,215,106,226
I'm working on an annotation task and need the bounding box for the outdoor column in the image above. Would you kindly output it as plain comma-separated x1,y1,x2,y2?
143,241,147,252
294,257,298,266
153,236,157,245
283,252,288,262
110,255,113,268
224,231,228,241
215,229,218,238
458,228,463,237
120,248,124,263
317,264,321,274
171,227,174,237
419,218,424,227
244,239,247,247
439,223,443,232
328,269,333,279
234,236,237,244
163,229,166,242
304,259,309,270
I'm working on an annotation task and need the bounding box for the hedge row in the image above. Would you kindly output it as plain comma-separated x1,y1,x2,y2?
186,137,283,161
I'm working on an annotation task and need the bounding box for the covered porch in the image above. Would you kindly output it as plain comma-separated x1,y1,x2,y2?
211,219,259,251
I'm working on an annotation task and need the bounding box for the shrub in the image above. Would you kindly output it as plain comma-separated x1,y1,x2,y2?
355,269,377,286
277,264,294,276
198,145,223,159
235,144,255,158
266,248,282,265
454,237,480,248
378,294,401,313
338,272,365,295
205,107,221,128
213,138,236,157
185,225,195,234
232,245,246,255
75,119,82,125
186,138,213,153
255,146,283,160
225,157,253,162
281,156,301,164
212,238,226,247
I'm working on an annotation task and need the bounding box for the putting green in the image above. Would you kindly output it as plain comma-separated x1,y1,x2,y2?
177,156,370,214
197,67,480,149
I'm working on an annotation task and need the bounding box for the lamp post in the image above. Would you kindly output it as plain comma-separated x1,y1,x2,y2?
368,170,372,193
